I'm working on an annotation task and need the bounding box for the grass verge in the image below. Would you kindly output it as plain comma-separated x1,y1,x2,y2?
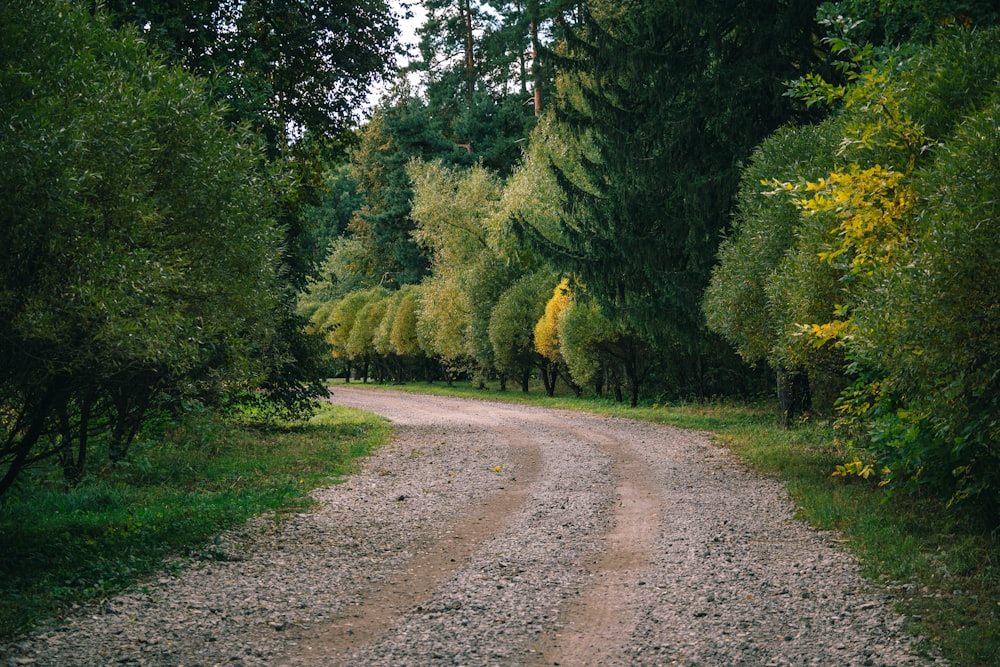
0,401,389,641
350,379,999,666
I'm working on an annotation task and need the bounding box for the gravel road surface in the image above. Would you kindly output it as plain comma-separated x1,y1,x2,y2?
1,386,942,666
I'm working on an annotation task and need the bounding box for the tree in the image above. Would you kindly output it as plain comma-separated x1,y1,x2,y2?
0,0,289,495
346,99,460,288
489,270,556,392
346,293,391,382
105,0,400,147
321,289,384,379
555,293,649,403
704,120,849,419
534,278,580,395
417,276,473,377
839,28,1000,509
411,0,541,174
408,158,522,384
300,163,365,272
524,0,823,397
105,1,402,401
708,19,1000,510
388,284,429,375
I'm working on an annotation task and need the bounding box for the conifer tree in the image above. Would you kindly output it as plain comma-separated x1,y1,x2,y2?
526,0,821,395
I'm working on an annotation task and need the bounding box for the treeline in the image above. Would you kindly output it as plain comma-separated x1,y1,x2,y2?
0,0,400,497
706,20,1000,512
303,0,1000,514
302,0,823,401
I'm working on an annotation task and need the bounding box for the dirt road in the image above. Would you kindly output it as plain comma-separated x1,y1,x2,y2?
285,387,930,666
1,386,936,666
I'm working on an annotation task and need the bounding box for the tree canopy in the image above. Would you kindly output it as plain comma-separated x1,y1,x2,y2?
0,0,300,495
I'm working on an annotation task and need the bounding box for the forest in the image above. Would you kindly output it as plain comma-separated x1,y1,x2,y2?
3,0,1000,517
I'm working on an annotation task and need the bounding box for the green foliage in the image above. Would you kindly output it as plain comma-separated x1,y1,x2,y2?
489,270,555,390
710,23,1000,511
815,0,1000,48
388,285,425,359
526,0,823,395
346,100,458,288
417,276,473,367
411,0,538,173
319,288,391,365
849,86,1000,509
0,0,299,496
704,118,851,413
556,294,619,392
300,164,365,273
105,0,400,145
408,160,502,266
346,294,390,361
102,0,401,300
465,256,523,380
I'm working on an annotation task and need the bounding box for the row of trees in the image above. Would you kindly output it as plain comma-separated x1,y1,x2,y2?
302,0,1000,513
706,21,1000,510
305,156,653,403
303,0,823,399
0,0,400,497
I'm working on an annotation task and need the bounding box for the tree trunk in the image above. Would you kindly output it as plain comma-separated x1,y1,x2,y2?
624,356,641,407
0,385,59,499
58,390,94,486
777,367,811,427
540,362,556,397
558,364,582,397
530,1,542,115
460,0,476,107
109,383,153,463
611,366,623,403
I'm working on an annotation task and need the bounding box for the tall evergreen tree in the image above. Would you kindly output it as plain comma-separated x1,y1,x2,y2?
525,0,822,395
411,0,548,173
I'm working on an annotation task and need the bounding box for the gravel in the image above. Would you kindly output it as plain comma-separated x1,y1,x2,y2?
1,387,945,666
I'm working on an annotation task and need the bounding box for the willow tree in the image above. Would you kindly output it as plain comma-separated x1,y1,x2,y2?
0,0,290,494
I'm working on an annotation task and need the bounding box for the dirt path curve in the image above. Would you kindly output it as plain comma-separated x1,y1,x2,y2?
283,386,931,667
1,386,937,667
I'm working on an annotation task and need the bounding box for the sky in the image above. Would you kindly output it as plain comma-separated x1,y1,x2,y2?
364,0,426,111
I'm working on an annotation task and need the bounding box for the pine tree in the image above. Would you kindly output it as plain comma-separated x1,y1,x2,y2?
528,0,821,394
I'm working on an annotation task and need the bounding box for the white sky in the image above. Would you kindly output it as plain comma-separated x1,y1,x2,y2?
397,0,426,58
363,1,426,113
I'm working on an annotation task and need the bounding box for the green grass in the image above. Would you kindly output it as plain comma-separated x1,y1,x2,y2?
351,378,1000,666
0,402,389,640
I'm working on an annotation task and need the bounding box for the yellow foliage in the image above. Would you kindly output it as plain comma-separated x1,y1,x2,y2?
831,458,876,479
778,161,916,350
534,278,572,361
795,319,850,348
792,164,915,275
